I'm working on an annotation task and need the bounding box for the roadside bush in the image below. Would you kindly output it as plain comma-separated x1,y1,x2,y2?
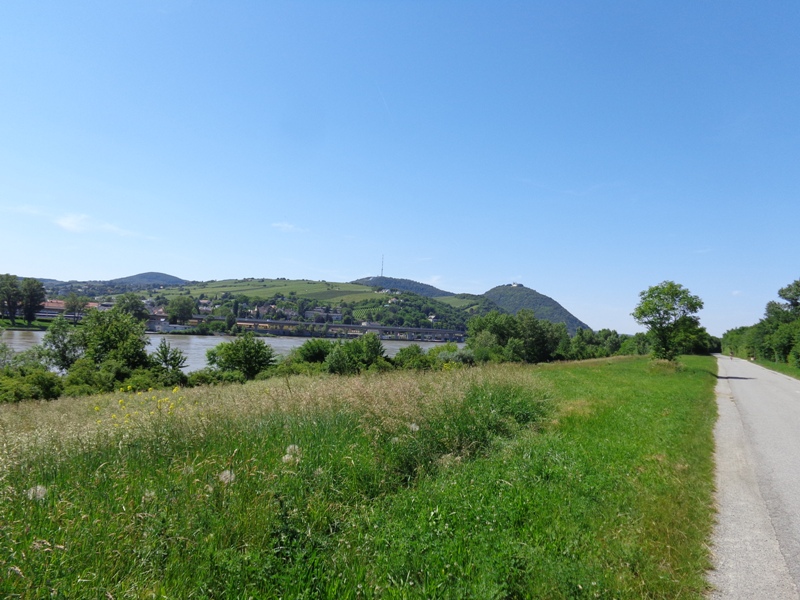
791,342,800,369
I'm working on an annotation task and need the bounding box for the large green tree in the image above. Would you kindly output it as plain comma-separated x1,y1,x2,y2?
632,281,704,360
150,338,188,386
723,278,800,365
76,307,150,370
778,279,800,315
20,278,47,325
466,309,565,364
206,332,275,379
64,292,90,323
167,295,197,325
115,292,150,321
0,274,22,325
41,315,82,371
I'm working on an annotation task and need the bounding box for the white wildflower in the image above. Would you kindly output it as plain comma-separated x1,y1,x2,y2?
408,423,419,432
218,469,235,485
285,444,301,456
26,485,47,501
282,444,301,465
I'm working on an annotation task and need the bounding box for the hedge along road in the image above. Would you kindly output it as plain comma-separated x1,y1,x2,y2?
710,356,800,598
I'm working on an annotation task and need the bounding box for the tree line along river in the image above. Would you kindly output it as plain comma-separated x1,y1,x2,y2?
1,330,457,373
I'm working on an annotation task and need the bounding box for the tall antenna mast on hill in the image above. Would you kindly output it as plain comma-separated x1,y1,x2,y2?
381,255,384,277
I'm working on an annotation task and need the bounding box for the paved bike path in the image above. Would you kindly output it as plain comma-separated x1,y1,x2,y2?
709,356,800,598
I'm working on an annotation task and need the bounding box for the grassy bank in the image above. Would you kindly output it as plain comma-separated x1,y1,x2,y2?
0,356,717,598
752,357,800,380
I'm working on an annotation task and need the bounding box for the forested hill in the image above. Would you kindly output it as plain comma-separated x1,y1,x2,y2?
351,276,454,298
484,284,591,335
110,272,188,287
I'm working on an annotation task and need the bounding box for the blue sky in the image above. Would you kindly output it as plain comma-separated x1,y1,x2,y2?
2,1,798,336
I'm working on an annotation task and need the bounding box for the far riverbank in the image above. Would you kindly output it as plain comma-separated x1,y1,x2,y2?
1,330,461,373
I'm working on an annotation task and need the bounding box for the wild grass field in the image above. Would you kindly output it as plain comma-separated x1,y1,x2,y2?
0,356,717,599
433,296,479,310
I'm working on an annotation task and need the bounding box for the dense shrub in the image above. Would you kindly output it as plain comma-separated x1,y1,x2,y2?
324,333,389,375
63,358,131,395
0,368,63,402
187,367,247,387
392,344,433,370
293,338,335,363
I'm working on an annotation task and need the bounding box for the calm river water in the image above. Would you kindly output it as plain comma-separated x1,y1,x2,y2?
1,330,457,372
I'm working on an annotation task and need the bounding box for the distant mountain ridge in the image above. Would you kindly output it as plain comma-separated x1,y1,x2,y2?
34,272,189,296
351,276,454,298
109,272,188,286
351,276,590,335
29,272,591,335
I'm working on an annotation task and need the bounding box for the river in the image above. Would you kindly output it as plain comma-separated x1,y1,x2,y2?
1,330,458,372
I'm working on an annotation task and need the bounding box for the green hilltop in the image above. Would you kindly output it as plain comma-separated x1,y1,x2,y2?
110,272,189,287
351,276,454,298
483,283,591,335
351,276,591,334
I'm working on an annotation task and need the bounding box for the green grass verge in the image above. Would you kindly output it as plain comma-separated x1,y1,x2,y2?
752,358,800,380
0,356,717,598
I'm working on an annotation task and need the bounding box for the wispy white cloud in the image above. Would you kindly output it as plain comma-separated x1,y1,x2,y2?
4,205,49,217
425,275,442,286
55,213,139,237
6,205,145,238
732,290,742,296
271,222,308,233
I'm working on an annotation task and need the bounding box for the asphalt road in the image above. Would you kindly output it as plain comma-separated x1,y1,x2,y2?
709,356,800,599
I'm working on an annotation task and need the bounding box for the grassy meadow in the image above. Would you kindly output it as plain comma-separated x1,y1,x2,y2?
159,279,382,304
0,356,718,598
433,296,480,310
